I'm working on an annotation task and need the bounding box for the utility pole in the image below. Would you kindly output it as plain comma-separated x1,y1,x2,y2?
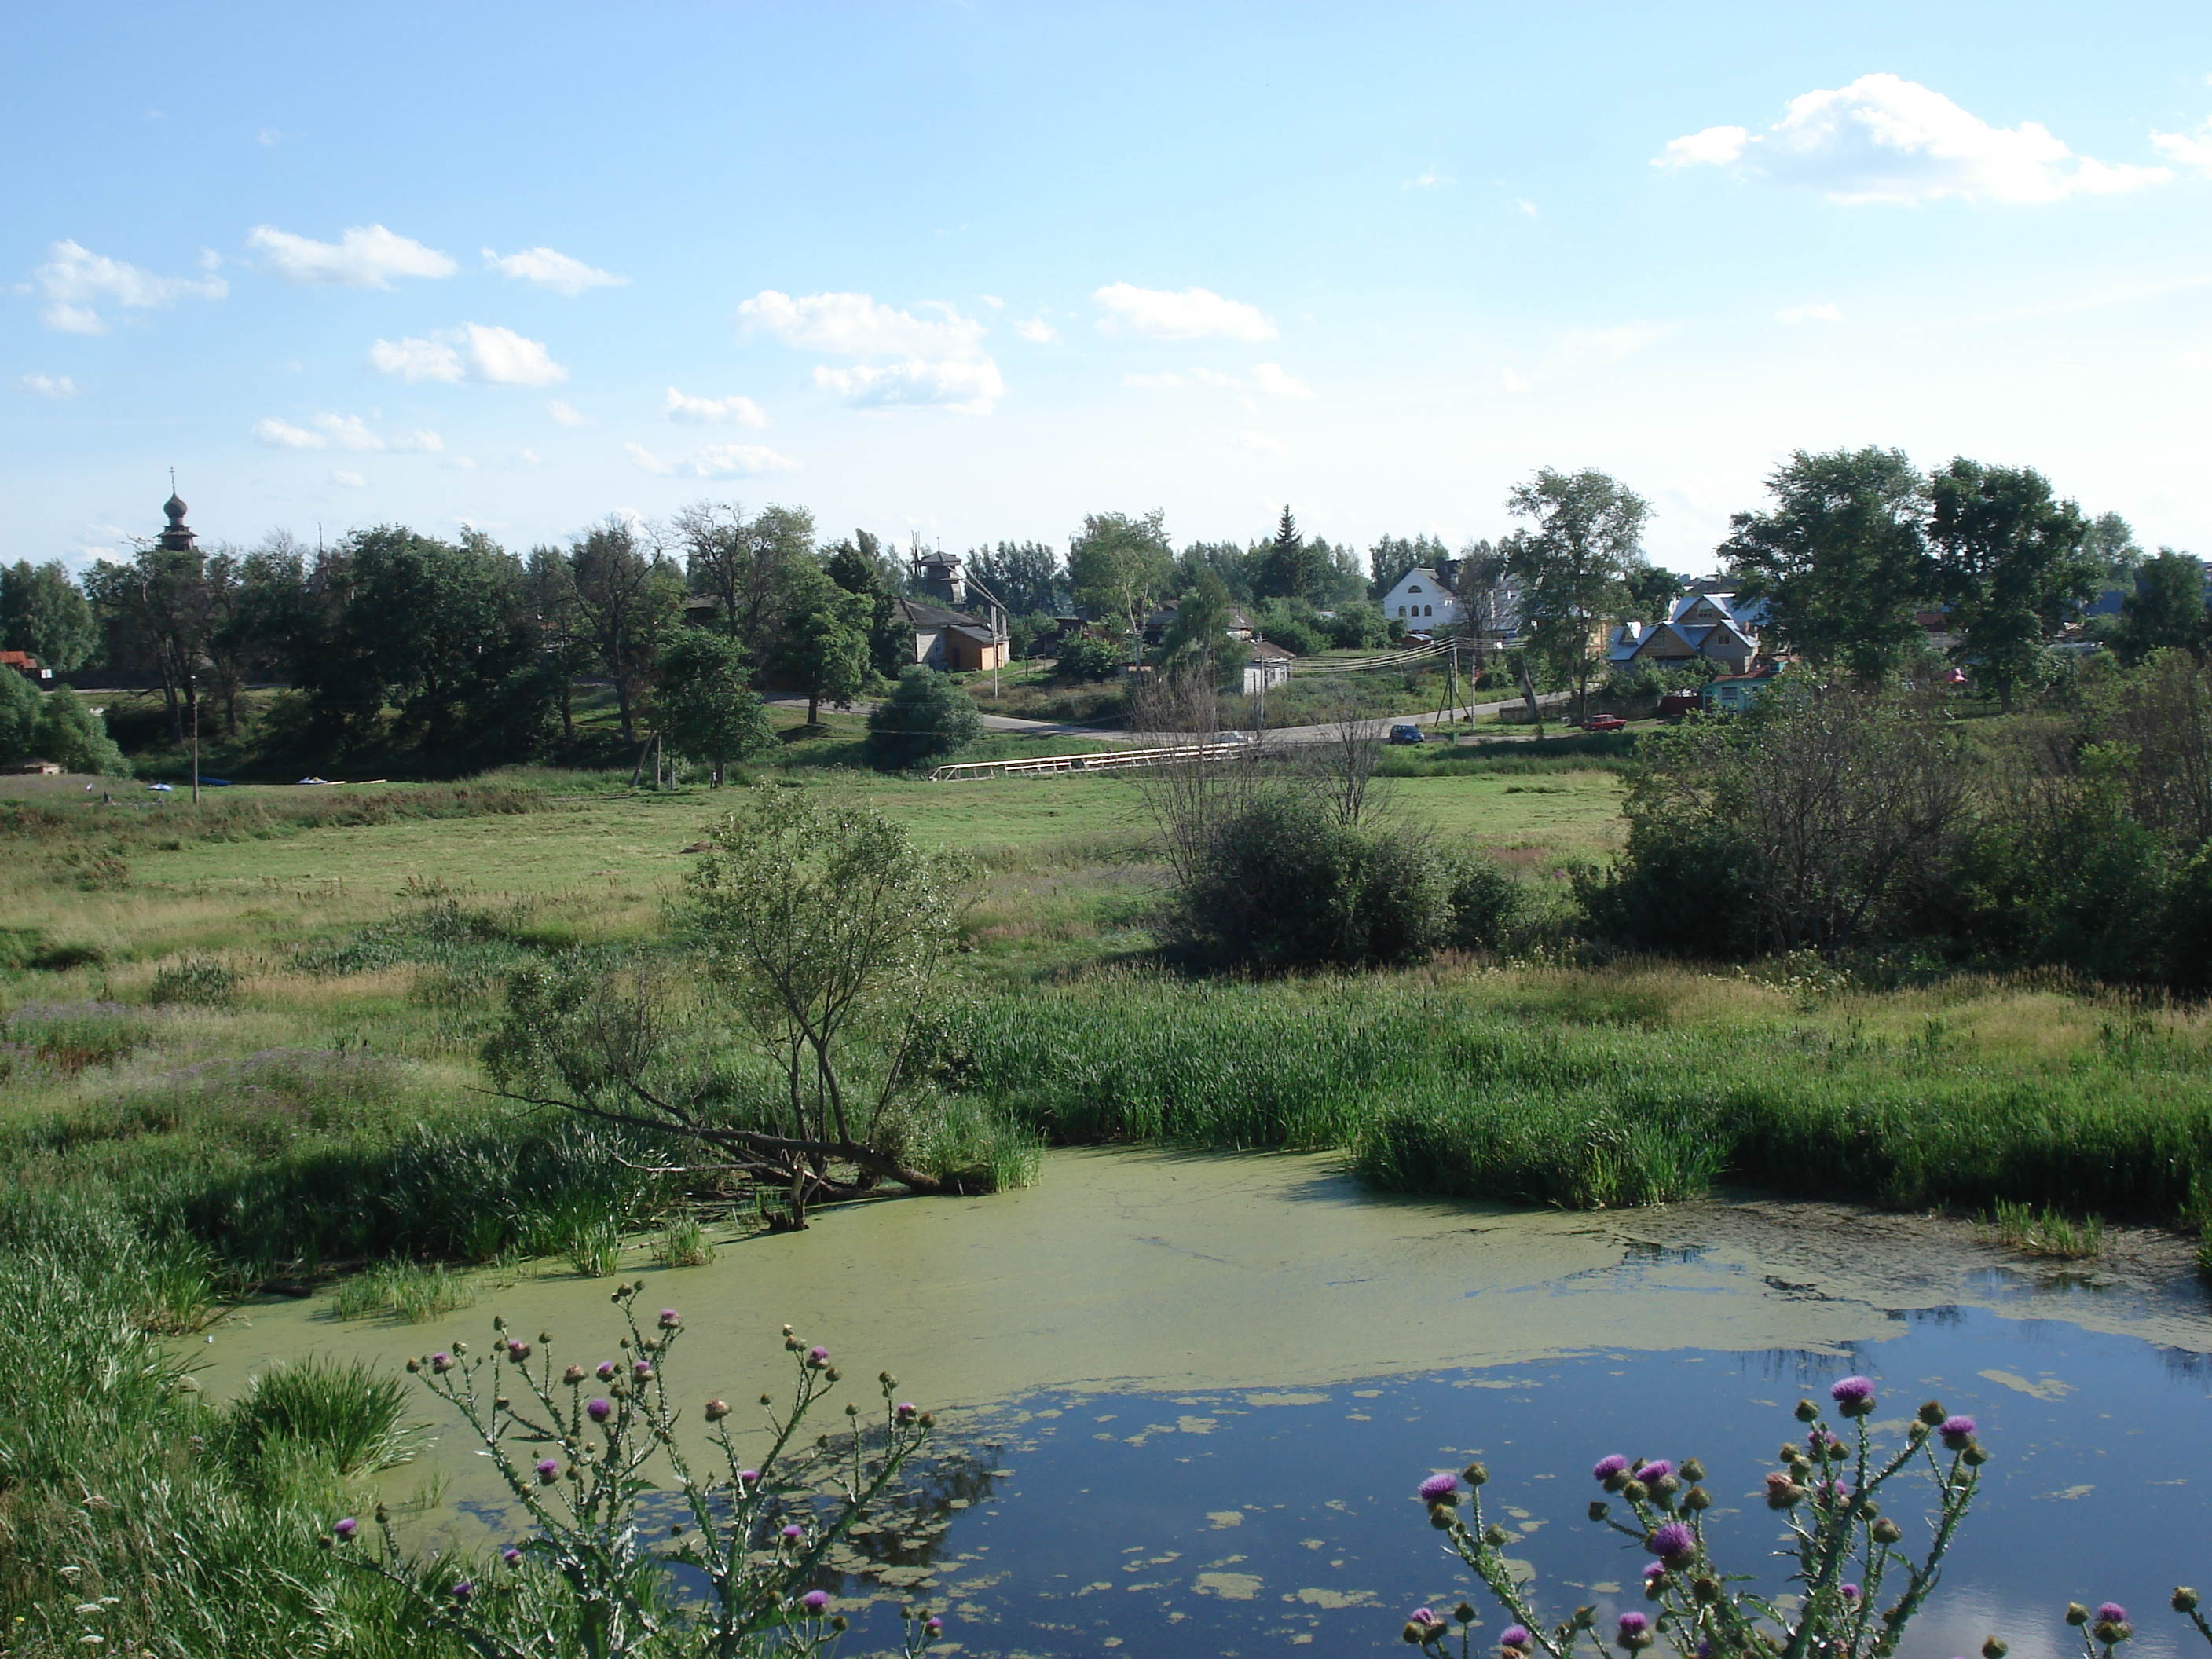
190,683,200,805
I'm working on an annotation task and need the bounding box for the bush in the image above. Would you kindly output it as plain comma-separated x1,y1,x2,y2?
1051,632,1125,683
866,665,985,770
1440,848,1525,953
1319,602,1389,650
0,675,129,775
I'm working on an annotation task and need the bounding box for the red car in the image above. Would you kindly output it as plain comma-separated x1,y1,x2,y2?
1580,714,1628,733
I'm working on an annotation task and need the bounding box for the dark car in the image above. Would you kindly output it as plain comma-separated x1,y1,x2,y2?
1387,724,1426,745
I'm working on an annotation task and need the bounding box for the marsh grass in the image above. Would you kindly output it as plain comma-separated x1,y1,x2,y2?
1977,1199,2108,1259
654,1214,716,1267
562,1212,625,1276
150,954,243,1007
214,1354,423,1480
331,1259,478,1322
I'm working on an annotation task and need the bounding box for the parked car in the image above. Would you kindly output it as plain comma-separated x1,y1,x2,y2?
1208,731,1254,746
1387,723,1426,745
1580,714,1628,733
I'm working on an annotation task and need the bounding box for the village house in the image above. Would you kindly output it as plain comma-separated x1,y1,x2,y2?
1240,638,1295,696
1141,600,1257,646
1606,588,1765,678
896,597,1009,672
1378,566,1461,629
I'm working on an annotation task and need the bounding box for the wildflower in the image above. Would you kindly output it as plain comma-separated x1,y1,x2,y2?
1592,1454,1630,1483
1939,1415,1977,1451
1830,1376,1877,1417
705,1398,731,1422
2100,1606,2129,1627
925,1616,943,1635
535,1458,560,1485
596,1360,617,1381
2176,1590,2202,1614
452,1581,474,1603
781,1524,804,1543
503,1547,522,1566
507,1340,531,1362
633,1360,653,1380
1764,1472,1804,1510
1500,1627,1533,1650
432,1351,453,1373
738,1469,760,1488
586,1397,613,1423
1841,1584,1861,1602
333,1517,357,1541
896,1401,917,1420
808,1345,830,1368
1646,1522,1695,1566
659,1308,680,1328
2067,1605,2090,1627
1418,1473,1459,1504
1617,1611,1653,1650
1405,1607,1451,1645
802,1591,830,1614
1634,1459,1672,1483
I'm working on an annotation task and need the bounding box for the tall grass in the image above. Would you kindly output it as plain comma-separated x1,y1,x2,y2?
214,1354,423,1480
932,968,2212,1218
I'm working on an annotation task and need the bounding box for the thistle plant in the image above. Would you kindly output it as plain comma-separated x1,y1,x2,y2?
328,1280,943,1659
1401,1376,1992,1659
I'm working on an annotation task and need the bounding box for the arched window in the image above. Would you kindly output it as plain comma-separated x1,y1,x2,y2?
1397,606,1407,617
1423,604,1432,617
1408,584,1423,594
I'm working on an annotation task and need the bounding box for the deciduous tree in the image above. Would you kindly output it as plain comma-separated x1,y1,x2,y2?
1503,467,1649,721
655,628,774,783
1068,509,1173,638
1928,460,2099,713
0,561,98,671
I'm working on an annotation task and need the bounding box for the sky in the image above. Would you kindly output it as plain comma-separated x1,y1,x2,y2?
6,2,2212,575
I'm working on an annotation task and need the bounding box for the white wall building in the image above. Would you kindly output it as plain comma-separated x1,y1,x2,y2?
1379,566,1462,630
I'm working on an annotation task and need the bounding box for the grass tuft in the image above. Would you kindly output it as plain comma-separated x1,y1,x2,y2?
1976,1199,2107,1260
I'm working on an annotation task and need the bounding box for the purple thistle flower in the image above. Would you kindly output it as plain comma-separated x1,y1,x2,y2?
1634,1459,1672,1483
1647,1522,1694,1564
781,1523,804,1543
1618,1613,1650,1639
1412,1608,1438,1624
507,1339,531,1361
897,1401,917,1419
1841,1584,1861,1602
431,1351,453,1373
502,1547,522,1566
659,1308,680,1328
632,1360,652,1380
1500,1627,1533,1650
1593,1454,1630,1482
586,1397,613,1423
808,1344,830,1364
1831,1376,1876,1406
333,1517,358,1540
1418,1472,1459,1503
738,1469,760,1488
1643,1563,1666,1582
452,1580,474,1603
595,1360,617,1381
2100,1605,2130,1626
801,1590,830,1614
925,1616,943,1635
1939,1414,1976,1449
535,1457,560,1484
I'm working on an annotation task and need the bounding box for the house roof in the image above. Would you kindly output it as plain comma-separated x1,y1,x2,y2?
1384,566,1459,599
1246,639,1297,661
897,597,981,630
0,650,38,669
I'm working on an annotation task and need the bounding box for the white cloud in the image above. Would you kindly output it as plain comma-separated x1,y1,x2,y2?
1656,75,2170,203
369,323,566,386
247,223,455,287
2153,119,2212,175
981,294,1005,309
812,359,1006,415
18,373,77,397
1775,302,1845,324
548,399,590,427
1251,362,1313,398
1093,282,1276,342
1511,197,1540,218
331,470,365,487
31,239,226,332
1013,317,1058,343
1238,431,1286,454
483,246,627,296
664,386,768,427
738,289,1003,412
1403,169,1456,189
626,440,797,477
253,412,442,452
518,449,541,467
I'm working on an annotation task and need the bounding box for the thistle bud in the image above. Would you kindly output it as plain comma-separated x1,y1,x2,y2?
1679,1459,1705,1483
1961,1445,1989,1467
1463,1463,1489,1487
1683,1486,1711,1511
1456,1605,1478,1624
704,1398,730,1422
1917,1401,1947,1426
1693,1577,1719,1603
1795,1399,1819,1422
1430,1505,1456,1531
564,1366,586,1385
1622,1479,1648,1503
2067,1605,2091,1628
1484,1524,1509,1547
406,1357,420,1373
1590,1501,1610,1522
2175,1590,2201,1614
1872,1518,1903,1544
538,1331,552,1345
1983,1639,2009,1659
1573,1606,1598,1629
451,1342,467,1357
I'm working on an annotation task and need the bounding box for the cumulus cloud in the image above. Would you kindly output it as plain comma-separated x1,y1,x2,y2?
665,386,768,427
253,412,442,452
624,440,797,477
2153,119,2212,174
331,470,366,487
31,239,227,332
1656,74,2170,203
1403,169,1456,189
1093,282,1276,342
247,223,456,287
1775,302,1844,324
1250,362,1313,398
738,289,1003,412
548,399,590,427
1125,363,1310,401
18,373,78,397
369,323,566,386
484,246,627,296
1013,317,1058,343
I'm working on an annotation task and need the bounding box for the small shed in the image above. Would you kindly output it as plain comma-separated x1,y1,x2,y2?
1241,639,1295,696
12,760,63,775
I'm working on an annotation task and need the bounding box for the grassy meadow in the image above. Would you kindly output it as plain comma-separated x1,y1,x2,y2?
9,730,2212,1654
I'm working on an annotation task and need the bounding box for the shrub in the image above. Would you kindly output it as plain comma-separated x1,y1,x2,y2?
1440,848,1524,953
150,955,242,1008
1051,632,1124,683
214,1355,422,1482
654,1214,716,1268
865,665,984,770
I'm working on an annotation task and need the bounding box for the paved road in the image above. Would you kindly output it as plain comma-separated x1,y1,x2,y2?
770,692,1577,749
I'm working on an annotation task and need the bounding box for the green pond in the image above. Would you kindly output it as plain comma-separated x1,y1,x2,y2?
190,1149,2212,1657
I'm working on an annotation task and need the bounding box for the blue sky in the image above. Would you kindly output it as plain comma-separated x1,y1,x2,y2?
7,2,2212,573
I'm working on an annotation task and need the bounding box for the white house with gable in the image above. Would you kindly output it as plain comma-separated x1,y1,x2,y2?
1379,567,1462,630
